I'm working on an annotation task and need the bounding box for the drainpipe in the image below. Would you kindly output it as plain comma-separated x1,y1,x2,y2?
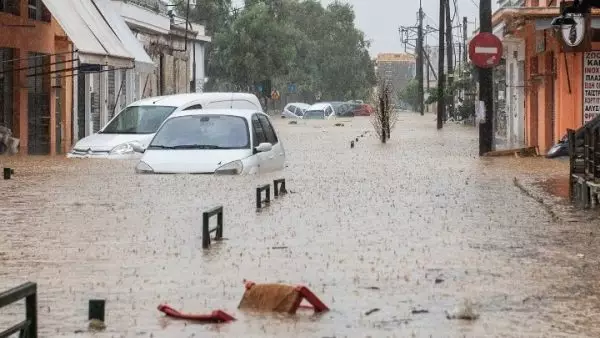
192,41,197,93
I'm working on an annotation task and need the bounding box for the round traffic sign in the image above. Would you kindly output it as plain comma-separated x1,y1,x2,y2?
468,32,503,69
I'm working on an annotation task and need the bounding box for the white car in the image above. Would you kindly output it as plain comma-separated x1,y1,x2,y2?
134,109,286,175
281,102,310,119
67,92,262,159
303,102,336,120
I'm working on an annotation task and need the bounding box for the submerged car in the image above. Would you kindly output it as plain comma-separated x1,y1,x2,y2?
303,103,336,120
134,109,285,175
281,102,310,119
351,103,374,116
67,93,262,159
329,101,355,117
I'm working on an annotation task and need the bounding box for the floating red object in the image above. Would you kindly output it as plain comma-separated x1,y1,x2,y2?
157,304,235,323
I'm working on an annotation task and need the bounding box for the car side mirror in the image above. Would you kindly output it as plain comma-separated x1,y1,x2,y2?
132,143,145,153
255,142,273,153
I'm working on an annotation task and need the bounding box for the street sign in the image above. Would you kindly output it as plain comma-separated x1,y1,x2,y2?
288,83,297,93
468,32,503,69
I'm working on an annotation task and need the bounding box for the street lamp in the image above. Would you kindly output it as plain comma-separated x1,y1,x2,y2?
551,16,577,30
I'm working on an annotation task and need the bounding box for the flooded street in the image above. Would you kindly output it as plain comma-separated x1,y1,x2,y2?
2,113,600,337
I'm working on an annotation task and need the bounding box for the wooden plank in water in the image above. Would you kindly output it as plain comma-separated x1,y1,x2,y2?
483,146,539,157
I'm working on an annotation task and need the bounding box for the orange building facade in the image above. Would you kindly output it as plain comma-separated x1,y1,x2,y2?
493,2,600,154
0,0,73,154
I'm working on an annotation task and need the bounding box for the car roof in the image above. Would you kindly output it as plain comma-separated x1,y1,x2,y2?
129,92,260,107
287,102,310,107
307,102,331,110
168,108,265,120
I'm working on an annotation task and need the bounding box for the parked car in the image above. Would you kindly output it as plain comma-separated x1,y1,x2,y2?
303,102,336,120
351,103,374,116
134,109,285,175
281,102,310,119
67,92,262,159
329,101,355,117
546,134,569,159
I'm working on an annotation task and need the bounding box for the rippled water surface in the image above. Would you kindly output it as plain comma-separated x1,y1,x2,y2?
1,114,599,337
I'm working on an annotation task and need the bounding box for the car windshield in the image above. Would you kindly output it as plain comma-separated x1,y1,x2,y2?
101,105,177,134
148,114,250,150
304,110,325,119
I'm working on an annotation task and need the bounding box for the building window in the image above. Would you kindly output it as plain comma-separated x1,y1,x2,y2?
0,48,15,131
28,0,50,22
0,0,20,16
28,0,37,19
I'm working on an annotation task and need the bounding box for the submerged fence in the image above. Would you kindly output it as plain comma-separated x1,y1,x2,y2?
0,282,37,338
568,117,600,208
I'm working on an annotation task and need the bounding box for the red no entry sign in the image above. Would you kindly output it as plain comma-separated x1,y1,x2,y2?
469,32,503,69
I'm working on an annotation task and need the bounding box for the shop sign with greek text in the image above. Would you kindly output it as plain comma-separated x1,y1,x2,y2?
583,52,600,124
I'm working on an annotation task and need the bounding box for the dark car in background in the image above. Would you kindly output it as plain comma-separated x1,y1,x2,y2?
329,101,355,117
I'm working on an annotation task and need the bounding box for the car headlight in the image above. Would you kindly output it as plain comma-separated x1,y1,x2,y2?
135,161,154,174
110,142,141,155
214,160,243,175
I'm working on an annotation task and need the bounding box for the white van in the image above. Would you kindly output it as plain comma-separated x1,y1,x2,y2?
67,93,262,159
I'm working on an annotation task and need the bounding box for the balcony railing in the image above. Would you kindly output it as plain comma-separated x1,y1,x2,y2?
124,0,168,14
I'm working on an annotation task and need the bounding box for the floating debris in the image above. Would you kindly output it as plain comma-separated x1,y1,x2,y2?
88,319,106,331
446,299,479,321
365,308,380,316
411,308,429,314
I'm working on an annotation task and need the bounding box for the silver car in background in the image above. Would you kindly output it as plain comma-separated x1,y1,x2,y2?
281,102,310,119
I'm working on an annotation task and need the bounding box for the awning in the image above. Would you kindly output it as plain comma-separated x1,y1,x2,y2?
94,0,156,73
41,0,134,69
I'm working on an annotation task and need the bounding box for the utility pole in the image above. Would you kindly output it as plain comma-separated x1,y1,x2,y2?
463,17,468,65
479,0,494,154
426,45,430,91
437,0,446,129
445,0,454,121
417,0,424,115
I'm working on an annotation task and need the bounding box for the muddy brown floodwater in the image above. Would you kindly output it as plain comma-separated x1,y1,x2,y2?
1,114,600,337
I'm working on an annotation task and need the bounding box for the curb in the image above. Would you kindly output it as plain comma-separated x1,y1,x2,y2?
512,177,568,222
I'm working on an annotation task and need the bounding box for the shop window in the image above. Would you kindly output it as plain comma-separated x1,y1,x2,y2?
0,0,20,16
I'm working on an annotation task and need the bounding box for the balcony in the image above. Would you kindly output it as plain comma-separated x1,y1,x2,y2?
122,0,168,14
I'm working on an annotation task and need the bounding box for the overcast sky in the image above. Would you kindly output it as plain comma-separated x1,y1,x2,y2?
319,0,501,55
232,0,499,56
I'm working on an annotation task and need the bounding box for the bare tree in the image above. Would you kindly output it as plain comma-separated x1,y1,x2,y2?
371,81,399,143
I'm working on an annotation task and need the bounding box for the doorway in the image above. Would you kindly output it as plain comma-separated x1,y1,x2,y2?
54,55,63,154
545,52,555,153
27,52,50,155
